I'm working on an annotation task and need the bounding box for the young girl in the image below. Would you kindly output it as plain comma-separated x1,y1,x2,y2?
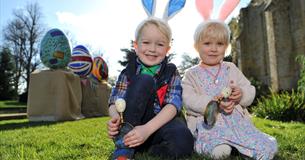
182,21,278,160
107,18,193,160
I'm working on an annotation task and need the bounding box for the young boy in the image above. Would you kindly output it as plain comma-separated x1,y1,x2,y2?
107,18,194,160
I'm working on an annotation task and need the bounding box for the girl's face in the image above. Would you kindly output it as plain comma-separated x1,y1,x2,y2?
196,37,228,67
134,24,170,66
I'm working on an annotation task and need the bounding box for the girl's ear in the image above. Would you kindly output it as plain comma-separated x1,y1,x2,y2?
166,46,171,53
193,43,197,50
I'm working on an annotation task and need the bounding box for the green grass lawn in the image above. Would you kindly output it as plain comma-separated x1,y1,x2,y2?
0,100,27,109
0,117,304,160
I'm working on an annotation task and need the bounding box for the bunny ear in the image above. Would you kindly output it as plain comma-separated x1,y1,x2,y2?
163,0,186,21
195,0,213,20
218,0,240,21
142,0,156,17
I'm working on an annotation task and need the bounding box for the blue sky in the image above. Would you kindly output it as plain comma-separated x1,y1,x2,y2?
0,0,250,77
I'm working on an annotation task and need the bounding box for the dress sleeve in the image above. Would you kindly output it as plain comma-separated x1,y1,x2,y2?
181,69,213,114
230,63,256,107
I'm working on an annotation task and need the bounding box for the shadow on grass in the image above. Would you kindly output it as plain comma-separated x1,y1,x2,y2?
0,101,27,109
0,120,58,131
4,101,26,106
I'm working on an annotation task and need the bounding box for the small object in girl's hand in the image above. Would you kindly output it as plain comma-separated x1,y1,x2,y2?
203,100,219,128
221,87,232,102
204,87,232,128
221,87,232,98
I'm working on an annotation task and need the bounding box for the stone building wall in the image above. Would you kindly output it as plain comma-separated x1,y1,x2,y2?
234,0,305,91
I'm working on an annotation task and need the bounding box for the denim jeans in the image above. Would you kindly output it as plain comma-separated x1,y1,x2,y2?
122,74,194,159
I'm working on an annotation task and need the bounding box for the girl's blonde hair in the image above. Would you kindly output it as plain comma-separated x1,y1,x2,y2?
135,18,172,45
194,20,230,48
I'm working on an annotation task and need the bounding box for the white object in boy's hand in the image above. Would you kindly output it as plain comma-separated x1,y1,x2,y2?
115,98,126,113
221,87,232,99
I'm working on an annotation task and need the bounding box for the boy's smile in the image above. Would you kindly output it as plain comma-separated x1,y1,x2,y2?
143,53,158,61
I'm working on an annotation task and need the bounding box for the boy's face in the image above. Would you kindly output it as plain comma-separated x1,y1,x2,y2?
134,24,170,66
196,37,228,67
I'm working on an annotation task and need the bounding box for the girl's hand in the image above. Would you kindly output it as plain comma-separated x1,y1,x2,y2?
219,100,234,114
229,85,242,104
213,95,223,102
107,116,121,139
124,125,150,148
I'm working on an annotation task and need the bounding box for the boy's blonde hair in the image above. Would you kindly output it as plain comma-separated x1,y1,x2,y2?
135,18,172,45
194,20,230,49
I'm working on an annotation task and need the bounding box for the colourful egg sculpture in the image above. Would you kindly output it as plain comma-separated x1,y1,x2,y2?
91,56,108,82
40,28,71,69
68,45,93,77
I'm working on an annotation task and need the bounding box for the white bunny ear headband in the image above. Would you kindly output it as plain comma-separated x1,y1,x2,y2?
142,0,186,21
134,0,186,43
194,0,240,41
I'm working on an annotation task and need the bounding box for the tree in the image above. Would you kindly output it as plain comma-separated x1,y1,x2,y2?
224,54,233,62
0,47,17,100
3,19,25,95
178,53,200,76
118,48,137,67
108,76,117,87
229,17,241,65
3,2,44,94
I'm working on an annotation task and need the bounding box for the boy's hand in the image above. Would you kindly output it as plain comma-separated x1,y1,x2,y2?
123,125,151,148
107,116,121,139
229,85,242,104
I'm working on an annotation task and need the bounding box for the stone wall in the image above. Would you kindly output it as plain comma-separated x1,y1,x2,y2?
234,0,305,91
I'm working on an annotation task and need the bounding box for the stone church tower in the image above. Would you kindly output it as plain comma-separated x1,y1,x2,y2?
232,0,305,91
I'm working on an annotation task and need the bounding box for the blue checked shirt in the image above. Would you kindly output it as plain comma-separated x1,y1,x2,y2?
109,59,182,113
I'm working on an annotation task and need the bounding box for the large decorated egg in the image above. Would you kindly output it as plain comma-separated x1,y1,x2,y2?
40,28,71,69
68,45,93,77
90,56,108,82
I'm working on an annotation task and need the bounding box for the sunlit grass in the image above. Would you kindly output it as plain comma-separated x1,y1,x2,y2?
0,117,304,160
0,118,113,160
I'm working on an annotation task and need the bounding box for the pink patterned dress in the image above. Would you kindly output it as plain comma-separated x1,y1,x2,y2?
193,63,278,160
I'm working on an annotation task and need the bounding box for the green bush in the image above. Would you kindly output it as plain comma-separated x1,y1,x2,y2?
252,54,305,122
252,90,305,122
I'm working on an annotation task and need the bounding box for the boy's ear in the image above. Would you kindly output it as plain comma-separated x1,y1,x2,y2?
133,41,138,49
